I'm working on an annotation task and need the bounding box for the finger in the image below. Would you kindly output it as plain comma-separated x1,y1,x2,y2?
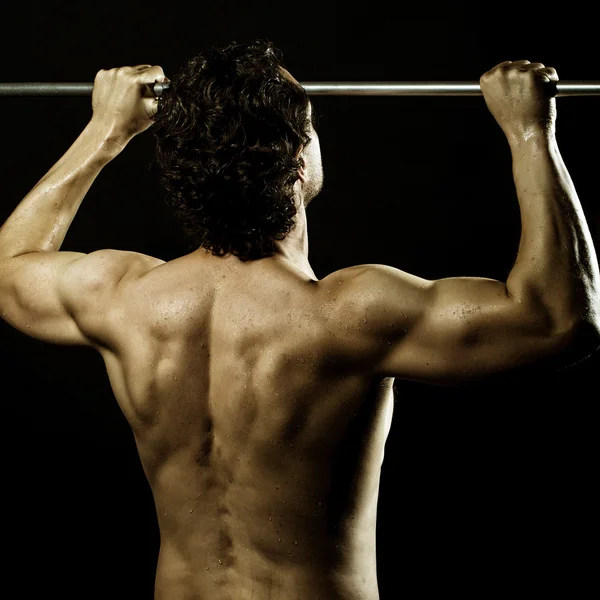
132,66,167,98
515,62,558,83
488,60,513,73
136,65,166,83
538,66,559,82
517,61,546,70
481,60,512,81
143,96,160,119
137,66,168,98
509,59,532,66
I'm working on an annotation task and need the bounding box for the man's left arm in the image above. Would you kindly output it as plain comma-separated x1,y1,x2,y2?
0,65,167,348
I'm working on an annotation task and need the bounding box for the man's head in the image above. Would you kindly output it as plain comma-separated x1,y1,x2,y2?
296,100,323,209
153,40,322,261
280,68,323,210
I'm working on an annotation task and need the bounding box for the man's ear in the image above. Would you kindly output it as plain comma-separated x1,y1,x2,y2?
297,153,307,183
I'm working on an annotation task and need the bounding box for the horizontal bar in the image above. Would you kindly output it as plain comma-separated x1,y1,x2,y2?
303,81,600,97
0,82,165,96
1,81,599,97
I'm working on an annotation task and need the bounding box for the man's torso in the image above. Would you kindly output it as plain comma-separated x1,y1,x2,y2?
92,251,394,600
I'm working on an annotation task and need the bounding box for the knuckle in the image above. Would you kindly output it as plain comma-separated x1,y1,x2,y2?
116,66,133,78
94,68,109,82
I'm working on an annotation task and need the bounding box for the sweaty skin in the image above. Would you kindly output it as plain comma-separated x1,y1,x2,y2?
99,252,393,600
0,59,599,600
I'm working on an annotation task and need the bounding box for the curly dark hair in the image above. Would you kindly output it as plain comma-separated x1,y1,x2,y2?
152,39,312,261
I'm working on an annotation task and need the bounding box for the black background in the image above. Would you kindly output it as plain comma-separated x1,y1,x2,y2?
1,1,598,598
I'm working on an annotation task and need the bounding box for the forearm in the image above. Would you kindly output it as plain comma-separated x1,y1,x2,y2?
0,121,129,259
506,132,600,331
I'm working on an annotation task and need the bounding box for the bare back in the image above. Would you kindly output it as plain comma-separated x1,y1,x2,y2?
97,252,394,600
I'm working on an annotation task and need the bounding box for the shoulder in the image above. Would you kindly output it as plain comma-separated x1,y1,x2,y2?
317,264,433,373
63,249,166,346
62,249,166,305
322,263,432,315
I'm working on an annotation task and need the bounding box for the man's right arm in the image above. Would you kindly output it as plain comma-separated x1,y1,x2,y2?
342,60,600,385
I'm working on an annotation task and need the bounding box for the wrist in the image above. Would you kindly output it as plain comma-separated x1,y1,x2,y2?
85,118,134,161
507,127,556,153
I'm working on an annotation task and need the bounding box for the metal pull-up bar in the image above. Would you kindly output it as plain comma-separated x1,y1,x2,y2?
1,81,599,97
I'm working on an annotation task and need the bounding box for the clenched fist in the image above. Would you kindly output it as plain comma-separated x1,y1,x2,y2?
480,60,558,145
90,64,168,141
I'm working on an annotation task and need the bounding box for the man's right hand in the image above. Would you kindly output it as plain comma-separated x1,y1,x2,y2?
90,64,167,145
480,60,559,145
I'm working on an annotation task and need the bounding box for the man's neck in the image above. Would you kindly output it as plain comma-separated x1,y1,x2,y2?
273,199,316,279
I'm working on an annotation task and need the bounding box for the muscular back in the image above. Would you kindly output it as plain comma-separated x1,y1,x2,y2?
96,252,394,600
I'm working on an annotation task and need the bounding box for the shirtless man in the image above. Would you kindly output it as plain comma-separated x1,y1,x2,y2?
0,40,598,600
